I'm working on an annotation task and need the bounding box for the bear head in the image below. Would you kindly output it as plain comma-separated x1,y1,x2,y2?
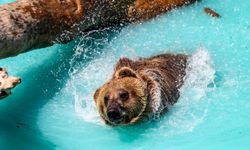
93,67,148,125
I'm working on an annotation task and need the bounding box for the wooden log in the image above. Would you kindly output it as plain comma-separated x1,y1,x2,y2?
0,0,89,58
0,0,196,59
128,0,197,21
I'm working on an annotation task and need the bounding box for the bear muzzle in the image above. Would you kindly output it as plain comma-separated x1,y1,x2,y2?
106,100,124,123
107,108,123,123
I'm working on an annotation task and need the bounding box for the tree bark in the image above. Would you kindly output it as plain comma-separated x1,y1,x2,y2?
0,0,195,59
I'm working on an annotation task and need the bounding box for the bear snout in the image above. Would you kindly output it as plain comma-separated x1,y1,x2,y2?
107,101,123,123
107,108,122,123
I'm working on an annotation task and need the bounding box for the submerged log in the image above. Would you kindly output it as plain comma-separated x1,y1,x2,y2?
0,0,196,58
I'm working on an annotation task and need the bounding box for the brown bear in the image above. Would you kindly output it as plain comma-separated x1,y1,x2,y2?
94,53,188,125
0,68,21,100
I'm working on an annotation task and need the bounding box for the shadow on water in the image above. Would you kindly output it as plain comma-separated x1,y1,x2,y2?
0,26,122,149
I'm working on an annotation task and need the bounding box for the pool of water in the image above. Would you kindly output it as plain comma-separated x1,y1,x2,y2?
1,0,250,149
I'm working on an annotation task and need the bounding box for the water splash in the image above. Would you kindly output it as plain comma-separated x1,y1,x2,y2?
70,57,114,124
157,48,216,136
67,47,215,135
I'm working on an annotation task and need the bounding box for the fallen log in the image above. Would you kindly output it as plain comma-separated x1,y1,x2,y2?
0,0,196,59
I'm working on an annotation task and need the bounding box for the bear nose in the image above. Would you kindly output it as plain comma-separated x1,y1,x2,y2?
107,109,122,122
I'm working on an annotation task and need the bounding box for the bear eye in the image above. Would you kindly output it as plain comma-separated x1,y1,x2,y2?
119,91,129,101
104,95,109,105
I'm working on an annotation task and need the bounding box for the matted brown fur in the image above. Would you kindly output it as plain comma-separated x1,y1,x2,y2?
94,53,188,125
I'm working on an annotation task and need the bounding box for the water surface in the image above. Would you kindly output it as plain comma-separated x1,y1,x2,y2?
0,0,250,149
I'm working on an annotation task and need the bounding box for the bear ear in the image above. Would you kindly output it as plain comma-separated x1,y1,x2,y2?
115,57,134,70
114,67,138,79
93,87,101,102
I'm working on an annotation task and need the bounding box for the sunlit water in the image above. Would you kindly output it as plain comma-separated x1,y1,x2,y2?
1,0,250,149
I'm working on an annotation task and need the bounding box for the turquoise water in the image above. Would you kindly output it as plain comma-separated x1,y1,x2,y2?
1,0,250,149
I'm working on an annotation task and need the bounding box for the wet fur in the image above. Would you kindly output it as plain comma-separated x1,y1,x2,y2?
94,53,188,125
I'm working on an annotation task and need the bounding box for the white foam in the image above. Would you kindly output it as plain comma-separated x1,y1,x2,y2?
66,55,115,124
155,48,216,136
182,48,216,95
